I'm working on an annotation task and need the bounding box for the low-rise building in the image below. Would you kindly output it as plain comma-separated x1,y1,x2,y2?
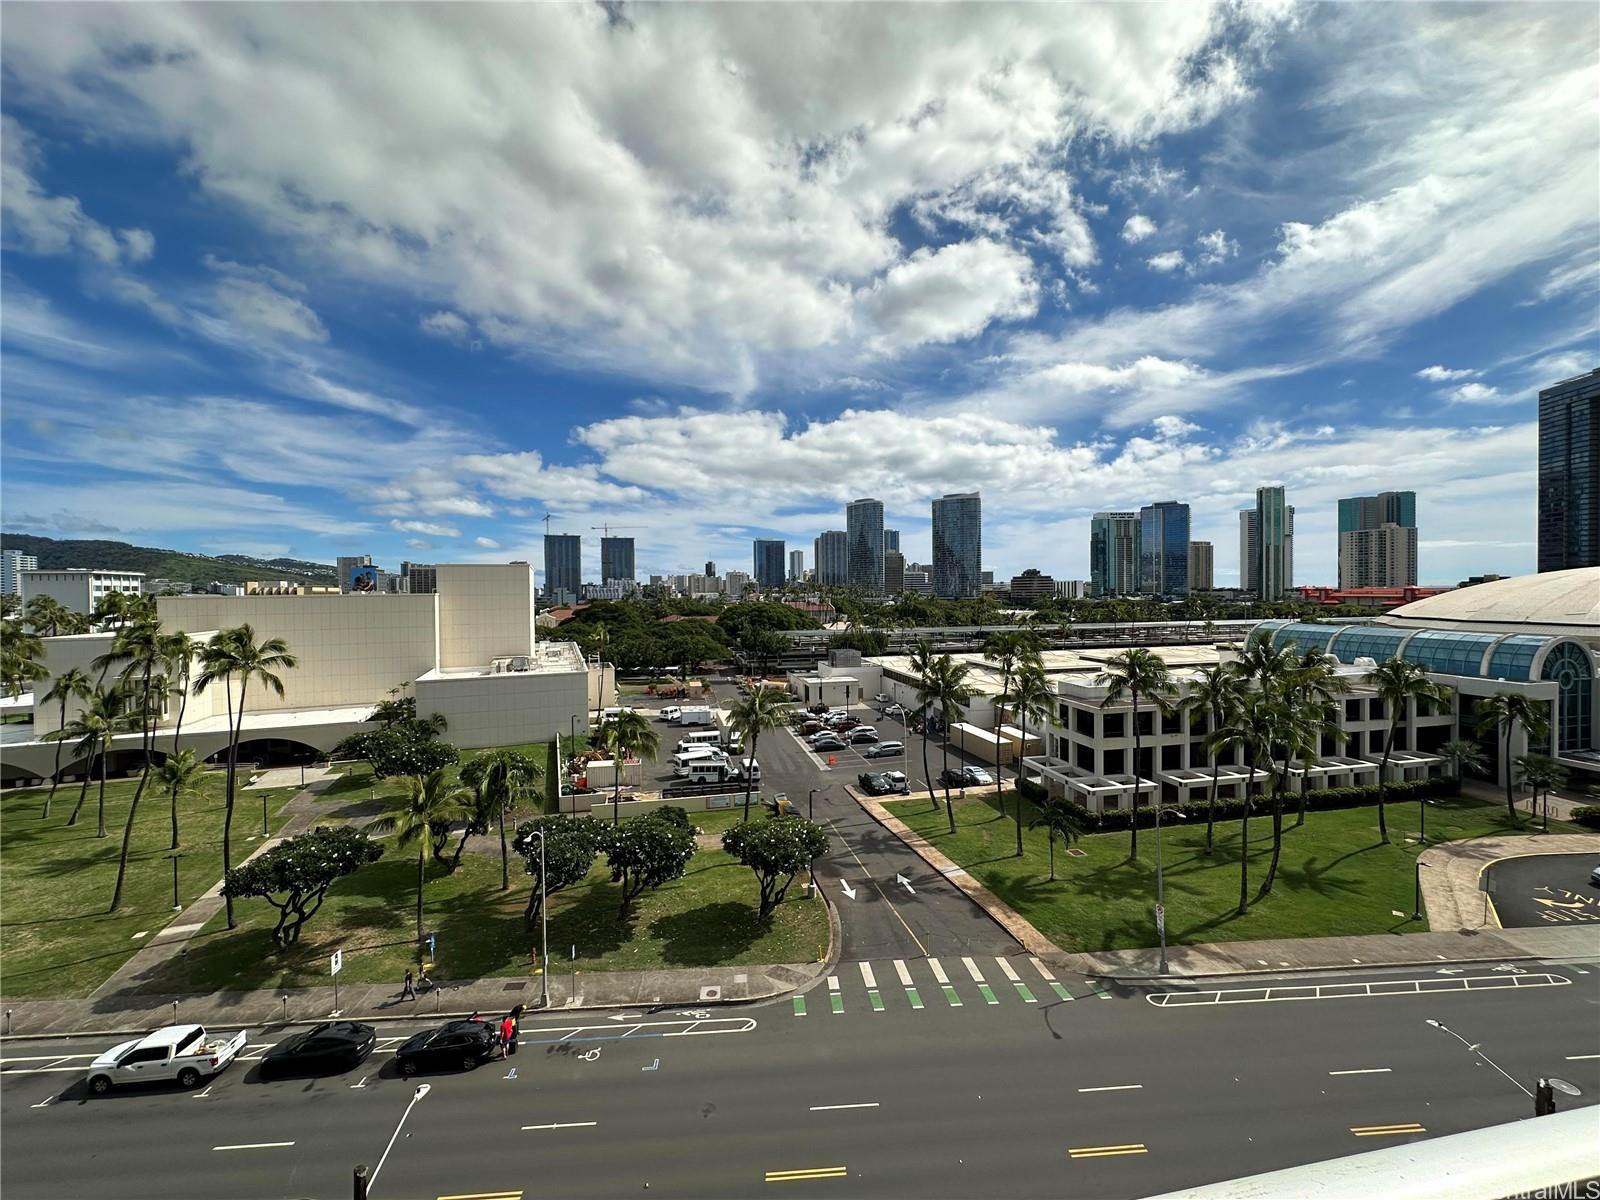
20,568,145,615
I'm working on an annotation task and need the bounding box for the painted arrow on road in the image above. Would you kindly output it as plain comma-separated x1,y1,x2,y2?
607,1012,642,1022
840,880,857,900
895,874,916,895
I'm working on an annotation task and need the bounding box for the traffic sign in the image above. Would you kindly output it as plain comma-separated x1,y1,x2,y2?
1154,904,1165,934
331,949,343,975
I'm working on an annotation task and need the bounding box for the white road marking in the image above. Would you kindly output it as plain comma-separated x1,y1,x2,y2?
962,956,986,983
929,958,950,985
995,958,1021,982
192,1085,213,1099
827,976,840,991
1147,973,1573,1006
859,962,877,989
522,1121,598,1131
30,1094,55,1108
0,1053,100,1064
1078,1084,1143,1093
213,1142,295,1151
1029,957,1057,981
1565,1054,1600,1061
893,959,913,986
1329,1068,1392,1076
810,1102,880,1111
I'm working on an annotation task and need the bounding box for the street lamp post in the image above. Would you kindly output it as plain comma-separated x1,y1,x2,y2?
165,851,183,911
1152,779,1168,976
1413,859,1429,922
808,787,826,896
365,1083,430,1197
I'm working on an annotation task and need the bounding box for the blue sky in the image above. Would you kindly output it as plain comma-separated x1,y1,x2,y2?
2,2,1595,587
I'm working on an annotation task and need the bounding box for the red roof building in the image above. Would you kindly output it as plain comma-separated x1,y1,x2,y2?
1294,585,1453,610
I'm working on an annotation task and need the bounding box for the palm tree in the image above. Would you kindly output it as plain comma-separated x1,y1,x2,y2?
1095,647,1177,860
101,615,169,911
154,750,207,849
1474,692,1552,824
24,595,72,638
1,622,46,699
1209,689,1276,916
726,685,791,822
982,629,1041,847
158,631,198,848
462,749,540,889
1257,694,1329,898
1513,753,1566,830
589,623,611,728
368,769,471,945
1004,662,1053,857
194,625,299,929
53,687,129,837
1365,659,1448,844
599,708,661,822
1283,648,1350,827
1028,795,1085,882
1178,664,1243,856
909,640,940,813
39,667,94,819
930,655,975,834
1439,737,1487,788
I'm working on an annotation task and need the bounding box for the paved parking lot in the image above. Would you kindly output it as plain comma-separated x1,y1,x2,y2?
783,701,1017,797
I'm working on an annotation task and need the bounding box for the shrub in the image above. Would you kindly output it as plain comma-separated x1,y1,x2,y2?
1570,805,1600,830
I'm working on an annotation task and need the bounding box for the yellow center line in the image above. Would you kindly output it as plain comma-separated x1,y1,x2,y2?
437,1192,524,1200
1350,1123,1426,1136
766,1166,849,1181
1068,1143,1149,1158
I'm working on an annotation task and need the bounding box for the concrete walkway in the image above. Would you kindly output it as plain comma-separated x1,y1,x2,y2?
1419,830,1600,929
2,962,827,1039
88,775,344,999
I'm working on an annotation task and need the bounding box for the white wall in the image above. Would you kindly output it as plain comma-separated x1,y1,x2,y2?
417,667,589,749
436,564,536,669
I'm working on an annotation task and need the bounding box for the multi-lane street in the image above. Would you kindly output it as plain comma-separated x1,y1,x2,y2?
3,956,1596,1198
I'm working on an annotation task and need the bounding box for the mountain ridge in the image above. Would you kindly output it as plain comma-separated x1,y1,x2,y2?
1,533,336,588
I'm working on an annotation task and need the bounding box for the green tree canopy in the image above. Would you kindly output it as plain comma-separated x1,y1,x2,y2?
721,814,828,922
603,811,696,916
513,814,607,928
220,826,382,948
334,726,460,779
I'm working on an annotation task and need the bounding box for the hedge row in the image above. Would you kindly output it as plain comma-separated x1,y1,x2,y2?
1014,775,1461,833
1571,806,1600,830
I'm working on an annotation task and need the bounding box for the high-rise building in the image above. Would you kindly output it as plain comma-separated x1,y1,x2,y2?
1187,541,1214,591
1537,368,1600,572
1009,569,1055,603
2,550,39,596
1255,486,1291,600
753,539,786,589
846,498,885,593
930,492,982,598
543,534,581,602
1238,509,1258,594
903,569,933,595
600,537,636,584
1139,501,1191,595
400,561,438,594
814,531,848,586
788,549,804,581
1090,512,1140,596
704,560,716,577
336,554,373,594
883,550,905,595
724,569,753,597
884,529,901,553
1338,491,1417,588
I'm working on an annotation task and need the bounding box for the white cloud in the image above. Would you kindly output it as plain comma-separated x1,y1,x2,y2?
1147,250,1186,273
1416,364,1476,381
1448,382,1502,403
390,518,460,538
212,277,328,343
0,116,155,267
859,239,1038,350
420,310,472,344
1121,214,1157,243
474,536,501,549
1193,228,1237,268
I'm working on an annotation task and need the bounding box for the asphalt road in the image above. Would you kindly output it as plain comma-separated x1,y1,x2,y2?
1487,852,1600,928
4,958,1597,1199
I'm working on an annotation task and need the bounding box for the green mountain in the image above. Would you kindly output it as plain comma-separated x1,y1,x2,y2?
0,534,336,589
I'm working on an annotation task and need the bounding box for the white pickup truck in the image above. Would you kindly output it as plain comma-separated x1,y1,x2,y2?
86,1023,248,1094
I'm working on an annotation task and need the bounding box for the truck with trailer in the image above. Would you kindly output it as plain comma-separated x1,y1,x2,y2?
85,1023,248,1094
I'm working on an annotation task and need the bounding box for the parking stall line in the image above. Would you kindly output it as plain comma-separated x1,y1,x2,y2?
765,1167,848,1183
1068,1143,1148,1160
213,1142,296,1152
1350,1122,1426,1137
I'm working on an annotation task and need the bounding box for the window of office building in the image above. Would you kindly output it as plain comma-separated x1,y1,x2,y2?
1104,748,1125,774
1103,712,1125,738
1542,641,1594,752
1074,706,1095,736
1161,744,1182,769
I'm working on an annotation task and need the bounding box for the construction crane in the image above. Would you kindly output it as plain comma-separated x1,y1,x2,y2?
590,524,642,538
541,513,559,535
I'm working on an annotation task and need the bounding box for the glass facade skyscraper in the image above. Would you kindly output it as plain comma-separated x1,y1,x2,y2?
1256,486,1290,600
1537,368,1600,572
846,498,885,593
813,530,848,586
1138,501,1191,596
752,539,786,589
1337,491,1416,588
931,492,982,598
599,536,635,583
543,534,581,601
1090,512,1140,596
884,529,900,553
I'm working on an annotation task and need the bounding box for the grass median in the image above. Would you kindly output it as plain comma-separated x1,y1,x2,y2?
884,788,1574,952
0,775,300,998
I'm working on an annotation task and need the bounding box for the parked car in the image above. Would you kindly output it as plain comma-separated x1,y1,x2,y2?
847,727,879,744
880,770,910,794
938,768,969,787
85,1024,248,1095
826,715,860,731
810,735,847,752
394,1020,499,1076
800,720,824,736
659,706,682,722
963,766,995,787
258,1020,376,1078
873,693,890,704
862,741,904,759
884,704,906,719
857,771,894,795
808,728,844,745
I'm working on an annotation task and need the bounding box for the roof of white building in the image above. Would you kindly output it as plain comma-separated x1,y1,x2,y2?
1378,567,1600,638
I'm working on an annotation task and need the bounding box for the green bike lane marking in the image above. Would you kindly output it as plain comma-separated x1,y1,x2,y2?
941,985,963,1007
1012,982,1037,1004
977,983,999,1005
868,990,885,1012
905,988,924,1010
793,996,806,1017
1050,982,1074,1001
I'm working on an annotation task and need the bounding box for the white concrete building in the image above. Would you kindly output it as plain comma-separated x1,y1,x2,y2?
3,550,38,595
2,563,605,785
20,568,145,615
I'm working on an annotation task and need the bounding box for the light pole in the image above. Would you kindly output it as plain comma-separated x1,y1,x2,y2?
1151,778,1168,976
533,829,550,1009
808,787,827,896
1413,859,1429,922
365,1083,431,1196
165,851,183,911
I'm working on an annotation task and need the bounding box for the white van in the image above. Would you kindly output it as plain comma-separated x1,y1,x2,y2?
672,747,728,776
677,730,723,752
734,759,761,783
677,706,715,726
685,759,738,784
723,729,744,754
659,706,682,722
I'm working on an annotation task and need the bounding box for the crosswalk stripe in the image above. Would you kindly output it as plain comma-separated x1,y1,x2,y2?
978,983,999,1005
1089,980,1112,1000
906,987,923,1010
868,990,884,1012
1050,982,1074,1001
929,958,950,984
830,993,844,1014
1013,982,1037,1004
1029,956,1057,981
893,960,913,986
962,956,986,982
995,958,1021,982
941,984,963,1007
860,962,877,989
793,996,806,1017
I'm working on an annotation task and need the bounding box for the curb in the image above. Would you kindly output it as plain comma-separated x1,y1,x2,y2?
1074,947,1564,985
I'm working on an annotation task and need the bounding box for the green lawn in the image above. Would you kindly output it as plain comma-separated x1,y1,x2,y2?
127,839,828,994
0,774,300,998
884,789,1575,953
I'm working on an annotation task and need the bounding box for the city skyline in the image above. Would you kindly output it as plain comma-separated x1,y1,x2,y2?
0,6,1594,588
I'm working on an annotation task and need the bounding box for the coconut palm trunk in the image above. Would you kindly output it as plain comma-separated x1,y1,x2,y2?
95,740,109,838
742,729,760,823
67,738,96,827
921,701,937,812
45,692,69,818
1237,746,1255,916
1502,720,1516,819
1015,706,1028,857
1376,719,1398,845
1127,688,1141,860
222,676,241,928
111,658,159,911
169,666,191,850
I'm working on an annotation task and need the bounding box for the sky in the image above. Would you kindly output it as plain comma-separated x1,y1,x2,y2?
1,2,1596,589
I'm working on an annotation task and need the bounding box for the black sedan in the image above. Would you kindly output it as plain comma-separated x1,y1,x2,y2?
259,1021,375,1078
938,768,969,787
394,1020,500,1075
810,735,847,752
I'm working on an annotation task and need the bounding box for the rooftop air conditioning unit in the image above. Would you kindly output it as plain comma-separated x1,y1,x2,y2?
491,657,511,674
510,656,532,672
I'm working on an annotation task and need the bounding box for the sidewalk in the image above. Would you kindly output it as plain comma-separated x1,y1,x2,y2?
2,962,828,1039
1419,830,1600,929
88,774,345,1000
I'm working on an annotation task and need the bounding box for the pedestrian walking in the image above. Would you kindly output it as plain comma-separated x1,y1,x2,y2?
501,1007,520,1056
400,969,416,1001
